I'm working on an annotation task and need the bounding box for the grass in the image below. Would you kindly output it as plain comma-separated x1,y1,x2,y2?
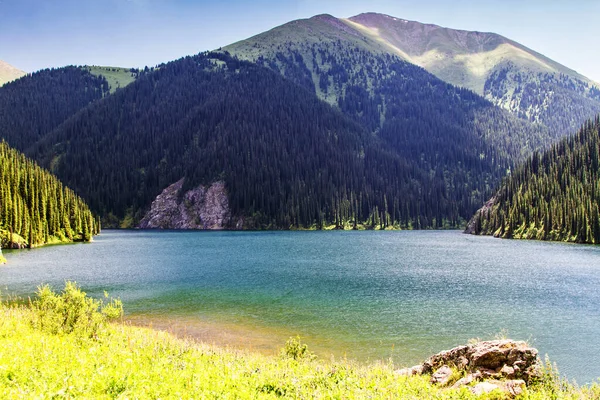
0,283,598,399
87,66,137,93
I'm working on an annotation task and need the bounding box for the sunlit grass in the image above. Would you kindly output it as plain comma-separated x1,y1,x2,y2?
0,284,598,399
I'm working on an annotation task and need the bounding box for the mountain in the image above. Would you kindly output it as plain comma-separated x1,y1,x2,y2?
224,14,553,186
223,14,553,160
0,141,99,250
466,117,600,244
0,65,139,152
22,51,521,230
346,13,600,136
0,60,26,86
226,13,600,138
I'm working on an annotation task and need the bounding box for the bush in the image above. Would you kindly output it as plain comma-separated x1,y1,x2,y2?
280,336,316,361
30,281,122,338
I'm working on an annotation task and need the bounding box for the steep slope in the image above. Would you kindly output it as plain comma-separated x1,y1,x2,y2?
0,60,25,86
466,117,600,244
29,52,496,230
224,14,551,160
0,67,112,151
0,141,99,250
225,15,555,209
346,13,600,136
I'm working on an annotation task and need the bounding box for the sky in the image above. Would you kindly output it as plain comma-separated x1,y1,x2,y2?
1,0,599,82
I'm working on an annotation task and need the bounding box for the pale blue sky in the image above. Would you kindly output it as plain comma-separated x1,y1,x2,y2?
2,0,599,82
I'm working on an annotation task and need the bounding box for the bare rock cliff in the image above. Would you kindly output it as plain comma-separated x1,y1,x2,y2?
138,179,232,229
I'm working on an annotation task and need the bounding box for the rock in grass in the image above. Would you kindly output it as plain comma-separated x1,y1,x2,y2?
422,339,540,383
399,339,539,397
430,365,453,385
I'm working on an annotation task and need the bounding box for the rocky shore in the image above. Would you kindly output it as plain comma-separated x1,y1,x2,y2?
397,339,541,397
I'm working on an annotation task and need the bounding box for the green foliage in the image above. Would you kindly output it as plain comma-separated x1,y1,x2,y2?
280,336,316,361
17,50,549,231
0,141,99,248
30,281,122,338
87,66,139,93
0,293,598,398
471,117,600,244
0,66,110,150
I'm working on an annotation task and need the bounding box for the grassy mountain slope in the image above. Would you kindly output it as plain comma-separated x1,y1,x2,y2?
346,13,600,136
0,141,99,250
466,117,600,244
348,13,591,92
0,60,25,86
87,66,138,93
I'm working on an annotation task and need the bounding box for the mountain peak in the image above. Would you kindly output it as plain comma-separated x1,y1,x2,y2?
351,12,426,27
0,60,26,86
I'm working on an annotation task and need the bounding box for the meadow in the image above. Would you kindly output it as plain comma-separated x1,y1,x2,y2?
0,283,598,399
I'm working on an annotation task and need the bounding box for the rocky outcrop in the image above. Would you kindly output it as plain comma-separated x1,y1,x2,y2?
397,340,541,397
464,196,496,235
138,179,233,230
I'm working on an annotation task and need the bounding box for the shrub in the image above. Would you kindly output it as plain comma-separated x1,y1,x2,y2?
30,281,122,338
280,336,316,361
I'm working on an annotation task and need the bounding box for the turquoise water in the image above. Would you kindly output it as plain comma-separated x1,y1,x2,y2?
2,230,600,384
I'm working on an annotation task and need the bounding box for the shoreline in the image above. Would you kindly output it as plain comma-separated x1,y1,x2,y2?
123,314,396,365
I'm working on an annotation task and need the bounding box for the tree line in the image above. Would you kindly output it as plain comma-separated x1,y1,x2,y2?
0,141,99,248
468,116,600,243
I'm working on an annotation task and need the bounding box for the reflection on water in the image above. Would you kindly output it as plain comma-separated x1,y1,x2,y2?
2,230,600,383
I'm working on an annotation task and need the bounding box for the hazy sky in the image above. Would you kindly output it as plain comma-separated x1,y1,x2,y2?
2,0,599,82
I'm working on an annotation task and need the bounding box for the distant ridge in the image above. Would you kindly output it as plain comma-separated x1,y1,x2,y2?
345,13,600,135
347,12,592,93
0,60,26,86
226,12,600,137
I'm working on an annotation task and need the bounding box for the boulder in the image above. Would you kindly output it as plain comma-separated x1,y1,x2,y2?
400,339,540,397
421,339,539,383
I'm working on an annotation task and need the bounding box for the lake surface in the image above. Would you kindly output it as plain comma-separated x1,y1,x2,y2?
2,230,600,384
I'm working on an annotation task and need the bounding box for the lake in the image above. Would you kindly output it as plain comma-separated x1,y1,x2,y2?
2,230,599,384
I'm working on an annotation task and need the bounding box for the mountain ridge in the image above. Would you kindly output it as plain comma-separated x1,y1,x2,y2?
347,12,593,89
225,12,600,137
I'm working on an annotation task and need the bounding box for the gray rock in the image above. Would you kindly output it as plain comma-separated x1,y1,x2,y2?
395,365,423,376
470,381,501,395
421,339,540,383
505,379,526,397
138,179,233,230
451,373,476,388
430,365,453,385
500,364,516,378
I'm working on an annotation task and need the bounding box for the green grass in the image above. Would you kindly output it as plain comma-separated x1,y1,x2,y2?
87,66,137,93
0,283,598,399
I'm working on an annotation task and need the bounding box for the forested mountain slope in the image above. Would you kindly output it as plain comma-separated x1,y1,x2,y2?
466,117,600,244
0,141,99,250
28,52,510,230
0,67,111,151
224,14,552,164
0,65,139,151
227,13,600,139
347,13,600,137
